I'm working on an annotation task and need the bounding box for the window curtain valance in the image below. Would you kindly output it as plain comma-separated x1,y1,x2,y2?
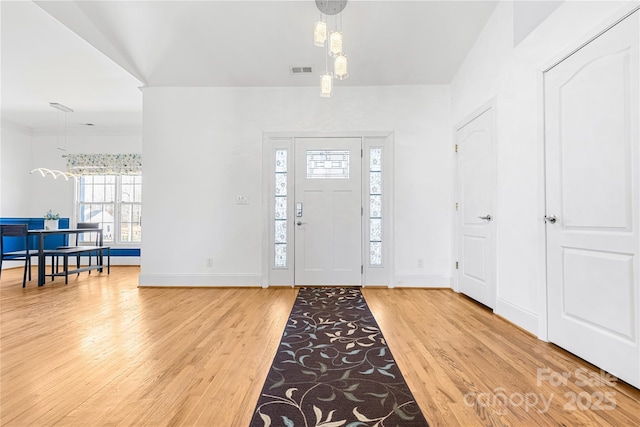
66,153,142,175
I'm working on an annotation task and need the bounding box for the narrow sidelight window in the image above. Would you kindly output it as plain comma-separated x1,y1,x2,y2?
369,148,382,266
274,149,288,267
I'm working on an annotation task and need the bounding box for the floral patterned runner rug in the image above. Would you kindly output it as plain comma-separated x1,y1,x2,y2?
249,287,429,427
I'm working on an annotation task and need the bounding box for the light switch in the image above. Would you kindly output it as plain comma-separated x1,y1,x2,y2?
236,195,249,205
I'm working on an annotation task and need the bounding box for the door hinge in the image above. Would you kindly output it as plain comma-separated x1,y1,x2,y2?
455,261,459,270
361,206,364,216
361,265,364,274
361,148,364,158
455,202,459,211
454,144,458,153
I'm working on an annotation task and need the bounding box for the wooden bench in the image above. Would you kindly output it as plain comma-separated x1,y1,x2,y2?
49,246,111,284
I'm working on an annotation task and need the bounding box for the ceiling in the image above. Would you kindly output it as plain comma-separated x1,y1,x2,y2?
1,0,499,131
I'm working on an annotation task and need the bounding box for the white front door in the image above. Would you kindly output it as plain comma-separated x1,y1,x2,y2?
294,138,362,285
456,106,496,308
545,11,639,388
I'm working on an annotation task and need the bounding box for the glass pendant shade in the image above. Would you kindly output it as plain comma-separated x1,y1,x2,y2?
320,73,333,97
334,53,348,80
329,31,343,57
313,21,327,46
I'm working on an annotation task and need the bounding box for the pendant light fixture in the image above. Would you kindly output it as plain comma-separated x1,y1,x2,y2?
334,53,348,80
320,33,333,98
329,31,343,57
320,73,333,98
313,19,327,46
49,102,73,113
31,102,76,182
49,102,73,152
30,168,77,181
313,0,349,97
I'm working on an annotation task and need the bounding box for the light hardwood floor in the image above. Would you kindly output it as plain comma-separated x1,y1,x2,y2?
1,267,638,426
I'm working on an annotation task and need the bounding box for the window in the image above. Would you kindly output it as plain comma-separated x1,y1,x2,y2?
369,148,382,266
274,149,288,267
120,176,142,242
77,175,142,244
306,149,350,179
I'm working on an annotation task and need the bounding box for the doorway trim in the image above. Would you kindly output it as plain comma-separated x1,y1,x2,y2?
452,99,498,309
262,131,395,288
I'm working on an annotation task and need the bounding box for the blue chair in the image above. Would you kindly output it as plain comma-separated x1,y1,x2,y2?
0,224,40,287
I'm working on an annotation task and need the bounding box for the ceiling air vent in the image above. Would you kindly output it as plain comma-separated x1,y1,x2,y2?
290,66,313,75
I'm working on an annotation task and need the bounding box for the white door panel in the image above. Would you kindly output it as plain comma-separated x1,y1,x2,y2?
562,248,635,339
299,189,324,272
294,138,362,285
559,48,632,230
545,10,639,388
457,107,496,308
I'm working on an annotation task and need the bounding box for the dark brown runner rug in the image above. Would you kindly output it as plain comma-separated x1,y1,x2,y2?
249,287,429,427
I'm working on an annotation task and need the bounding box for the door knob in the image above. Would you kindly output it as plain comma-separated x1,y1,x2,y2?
478,214,492,221
296,221,306,226
544,215,557,224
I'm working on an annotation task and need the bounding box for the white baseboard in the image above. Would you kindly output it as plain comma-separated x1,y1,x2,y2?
394,274,452,288
138,274,262,287
495,297,539,336
110,257,140,265
1,261,28,269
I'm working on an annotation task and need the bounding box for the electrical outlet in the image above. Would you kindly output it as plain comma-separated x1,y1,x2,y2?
206,258,214,267
417,258,424,268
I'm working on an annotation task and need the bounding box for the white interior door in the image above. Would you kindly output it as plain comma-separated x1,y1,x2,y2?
456,106,496,308
294,138,362,285
545,11,639,388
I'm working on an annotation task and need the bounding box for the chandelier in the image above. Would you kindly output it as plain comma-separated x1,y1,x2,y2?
30,103,77,182
313,0,349,97
30,168,77,181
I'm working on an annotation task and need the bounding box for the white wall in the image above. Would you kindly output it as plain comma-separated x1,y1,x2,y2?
450,0,633,335
1,123,32,216
139,85,452,287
